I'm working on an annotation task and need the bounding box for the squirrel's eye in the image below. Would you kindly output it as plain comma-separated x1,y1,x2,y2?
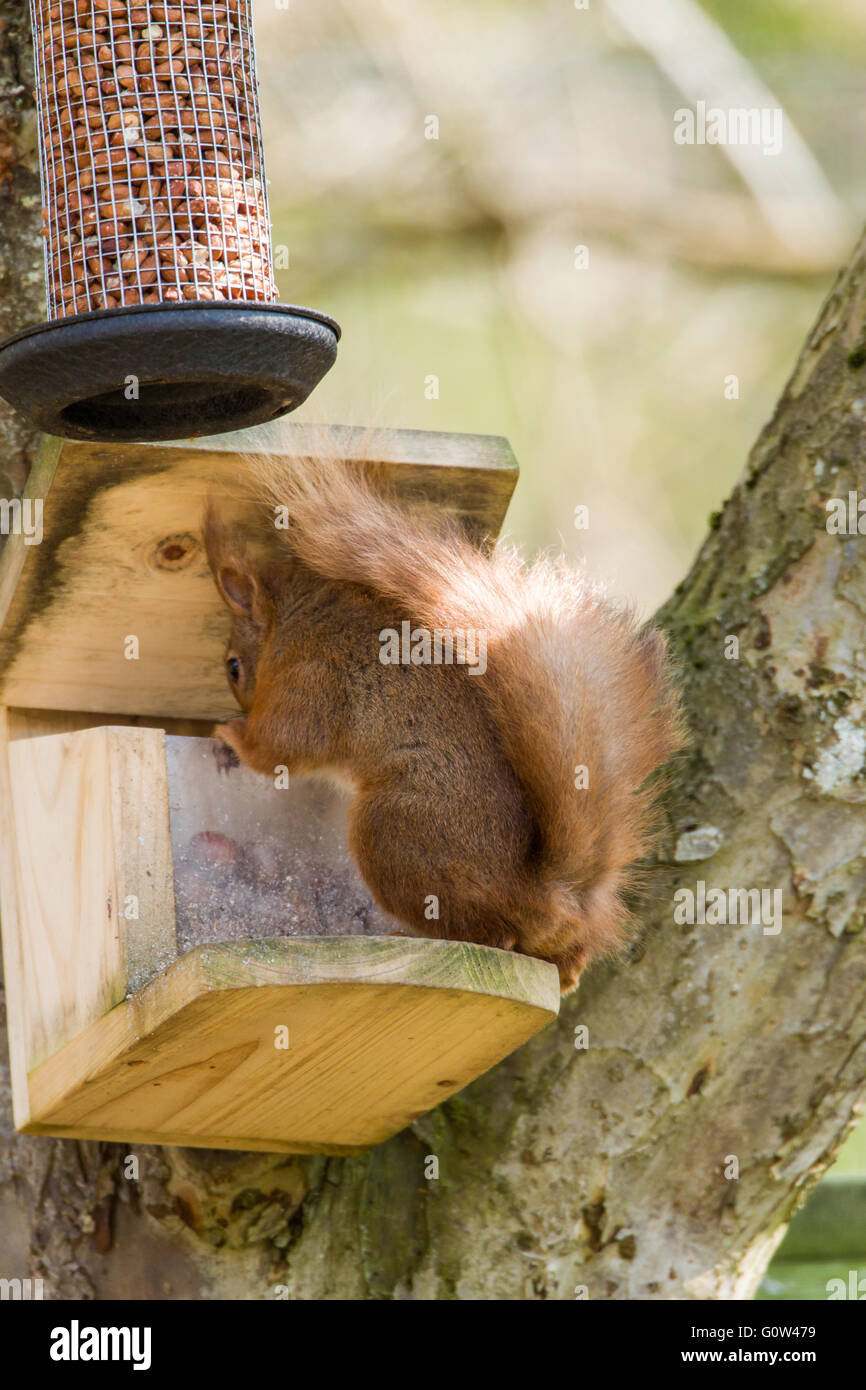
226,656,241,683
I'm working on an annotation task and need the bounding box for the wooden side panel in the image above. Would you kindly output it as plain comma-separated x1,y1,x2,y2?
25,939,560,1153
0,424,518,720
0,707,32,1126
4,721,176,1072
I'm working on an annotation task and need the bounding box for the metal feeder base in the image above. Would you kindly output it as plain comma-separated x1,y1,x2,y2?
0,302,341,443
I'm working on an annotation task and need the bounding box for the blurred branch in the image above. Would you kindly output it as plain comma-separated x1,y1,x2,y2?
605,0,853,265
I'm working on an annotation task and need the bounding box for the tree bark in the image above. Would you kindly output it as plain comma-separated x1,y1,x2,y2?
2,14,866,1302
0,2,40,501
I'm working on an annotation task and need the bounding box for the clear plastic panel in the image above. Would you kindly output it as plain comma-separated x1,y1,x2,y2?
165,736,398,952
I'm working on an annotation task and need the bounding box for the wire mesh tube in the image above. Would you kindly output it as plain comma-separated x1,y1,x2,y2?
32,0,278,318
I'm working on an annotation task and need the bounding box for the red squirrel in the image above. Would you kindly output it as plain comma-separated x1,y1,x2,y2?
203,450,684,992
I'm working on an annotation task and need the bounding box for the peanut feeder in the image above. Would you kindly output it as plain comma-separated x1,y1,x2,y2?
0,0,339,441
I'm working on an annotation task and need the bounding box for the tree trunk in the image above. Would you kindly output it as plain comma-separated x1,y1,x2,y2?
0,3,40,500
2,15,866,1302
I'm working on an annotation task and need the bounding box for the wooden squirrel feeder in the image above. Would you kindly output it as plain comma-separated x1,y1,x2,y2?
0,425,560,1154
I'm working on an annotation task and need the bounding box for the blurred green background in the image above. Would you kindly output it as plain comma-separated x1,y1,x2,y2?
255,0,866,1297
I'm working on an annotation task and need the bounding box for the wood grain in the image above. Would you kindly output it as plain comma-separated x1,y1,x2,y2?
0,694,214,1116
25,938,559,1153
0,707,31,1125
4,721,176,1074
0,423,518,720
4,707,214,741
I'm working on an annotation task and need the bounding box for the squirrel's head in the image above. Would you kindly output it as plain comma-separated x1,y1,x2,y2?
202,506,272,714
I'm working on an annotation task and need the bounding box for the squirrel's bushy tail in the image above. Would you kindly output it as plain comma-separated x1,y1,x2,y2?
249,445,685,971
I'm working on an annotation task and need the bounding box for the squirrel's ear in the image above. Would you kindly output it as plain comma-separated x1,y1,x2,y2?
203,503,270,625
215,563,265,622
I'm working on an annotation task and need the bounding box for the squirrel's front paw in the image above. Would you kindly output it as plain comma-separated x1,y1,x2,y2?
212,736,240,773
213,719,247,769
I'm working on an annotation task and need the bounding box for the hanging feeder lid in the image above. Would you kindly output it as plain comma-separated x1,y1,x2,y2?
0,301,340,443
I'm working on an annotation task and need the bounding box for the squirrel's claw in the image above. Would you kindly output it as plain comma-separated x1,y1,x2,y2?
213,719,248,767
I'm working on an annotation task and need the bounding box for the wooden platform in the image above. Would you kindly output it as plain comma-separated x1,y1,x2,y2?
23,937,559,1154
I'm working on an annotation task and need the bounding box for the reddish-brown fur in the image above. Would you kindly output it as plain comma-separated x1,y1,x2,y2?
203,451,684,992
